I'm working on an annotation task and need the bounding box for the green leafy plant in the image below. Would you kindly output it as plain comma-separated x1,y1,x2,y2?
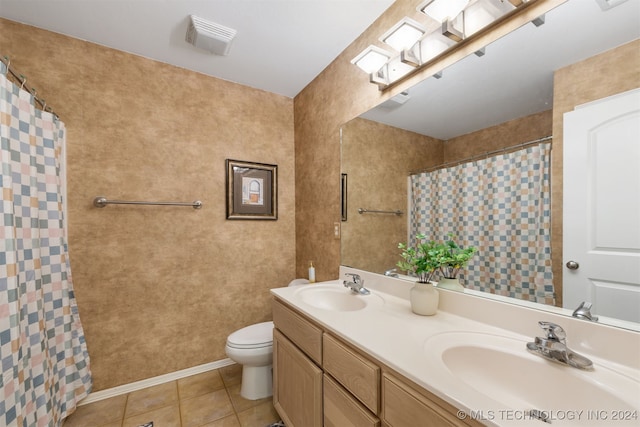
433,233,477,279
398,233,477,282
397,234,441,283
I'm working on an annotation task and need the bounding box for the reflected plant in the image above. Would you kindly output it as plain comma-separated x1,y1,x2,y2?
397,234,441,283
434,233,477,279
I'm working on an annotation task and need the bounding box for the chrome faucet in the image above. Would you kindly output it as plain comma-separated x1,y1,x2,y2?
384,268,399,277
572,301,599,322
526,321,593,370
343,273,371,295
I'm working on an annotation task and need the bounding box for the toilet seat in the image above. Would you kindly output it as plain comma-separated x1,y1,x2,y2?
226,321,274,349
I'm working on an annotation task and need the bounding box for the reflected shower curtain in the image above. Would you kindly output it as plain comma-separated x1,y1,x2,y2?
409,143,555,304
0,66,91,425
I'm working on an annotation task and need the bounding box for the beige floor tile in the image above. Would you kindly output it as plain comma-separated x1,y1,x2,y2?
178,370,225,400
226,383,272,413
125,381,179,418
62,394,127,427
63,367,277,427
122,404,181,427
180,388,235,427
219,364,242,387
199,414,242,427
236,401,280,427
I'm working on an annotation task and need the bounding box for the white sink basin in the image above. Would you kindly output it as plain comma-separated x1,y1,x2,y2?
424,332,640,425
295,284,383,312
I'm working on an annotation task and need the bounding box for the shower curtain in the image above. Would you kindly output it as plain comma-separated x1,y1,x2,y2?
0,65,91,425
409,143,555,304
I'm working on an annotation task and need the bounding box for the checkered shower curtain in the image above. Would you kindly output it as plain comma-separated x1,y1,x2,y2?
409,143,555,304
0,68,91,426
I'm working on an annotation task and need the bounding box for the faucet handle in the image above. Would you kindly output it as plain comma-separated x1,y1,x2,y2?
344,273,362,284
572,301,599,322
538,321,566,342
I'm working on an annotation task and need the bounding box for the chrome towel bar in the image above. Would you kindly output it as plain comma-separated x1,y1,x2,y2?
357,208,403,216
93,196,202,209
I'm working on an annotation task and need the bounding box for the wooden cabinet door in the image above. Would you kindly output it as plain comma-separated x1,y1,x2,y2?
273,329,323,427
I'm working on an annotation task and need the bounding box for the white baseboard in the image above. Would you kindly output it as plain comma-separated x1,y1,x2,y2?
79,358,236,406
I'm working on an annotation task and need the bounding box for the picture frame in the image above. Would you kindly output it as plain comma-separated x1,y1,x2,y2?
226,159,277,220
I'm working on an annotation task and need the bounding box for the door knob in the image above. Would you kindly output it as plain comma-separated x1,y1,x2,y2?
566,261,580,270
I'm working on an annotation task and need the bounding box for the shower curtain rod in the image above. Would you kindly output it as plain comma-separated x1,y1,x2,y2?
1,55,59,118
410,135,552,176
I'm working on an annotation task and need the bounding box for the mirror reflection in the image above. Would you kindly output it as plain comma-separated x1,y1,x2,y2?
340,0,640,329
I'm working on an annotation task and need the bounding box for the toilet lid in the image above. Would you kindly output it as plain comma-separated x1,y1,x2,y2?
227,321,274,349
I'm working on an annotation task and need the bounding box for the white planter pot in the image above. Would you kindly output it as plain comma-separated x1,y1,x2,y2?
436,277,465,292
410,282,439,316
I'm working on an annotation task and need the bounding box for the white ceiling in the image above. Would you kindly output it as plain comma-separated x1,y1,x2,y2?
0,0,395,98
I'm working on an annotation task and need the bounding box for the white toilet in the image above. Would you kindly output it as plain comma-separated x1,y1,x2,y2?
225,278,309,400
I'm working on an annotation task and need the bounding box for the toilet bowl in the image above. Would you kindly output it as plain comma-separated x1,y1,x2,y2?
225,321,274,400
225,278,309,400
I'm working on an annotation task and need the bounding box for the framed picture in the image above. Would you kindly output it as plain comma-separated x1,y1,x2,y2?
226,159,277,220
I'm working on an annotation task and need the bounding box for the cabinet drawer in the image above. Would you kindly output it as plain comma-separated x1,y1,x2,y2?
324,374,380,427
323,333,380,413
382,374,482,427
273,329,323,427
272,298,323,364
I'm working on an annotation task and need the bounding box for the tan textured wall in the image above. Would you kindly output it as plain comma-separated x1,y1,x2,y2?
341,118,443,274
551,39,640,307
294,0,566,281
0,19,295,390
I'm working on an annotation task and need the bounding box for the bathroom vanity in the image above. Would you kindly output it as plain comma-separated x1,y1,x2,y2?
271,267,640,427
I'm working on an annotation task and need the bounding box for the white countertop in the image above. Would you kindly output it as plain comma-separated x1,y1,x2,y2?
271,267,640,427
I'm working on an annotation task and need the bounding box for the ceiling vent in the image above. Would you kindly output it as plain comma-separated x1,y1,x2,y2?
186,15,237,56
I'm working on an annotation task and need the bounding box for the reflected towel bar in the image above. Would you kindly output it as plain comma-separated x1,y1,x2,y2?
93,196,202,209
358,208,403,216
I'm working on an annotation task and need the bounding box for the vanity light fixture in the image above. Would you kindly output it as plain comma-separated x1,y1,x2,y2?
351,45,393,74
464,0,516,37
418,0,469,23
381,18,426,51
371,55,416,87
419,0,468,42
362,0,539,89
441,13,465,42
401,30,456,68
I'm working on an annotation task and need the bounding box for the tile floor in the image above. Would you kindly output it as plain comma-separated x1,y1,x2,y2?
63,364,281,427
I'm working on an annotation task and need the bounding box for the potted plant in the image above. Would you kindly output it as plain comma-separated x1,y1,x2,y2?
397,234,441,315
432,233,477,292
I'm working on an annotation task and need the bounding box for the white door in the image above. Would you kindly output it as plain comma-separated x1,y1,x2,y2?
563,88,640,324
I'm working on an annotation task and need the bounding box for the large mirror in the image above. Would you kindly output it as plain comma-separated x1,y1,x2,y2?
341,0,640,330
